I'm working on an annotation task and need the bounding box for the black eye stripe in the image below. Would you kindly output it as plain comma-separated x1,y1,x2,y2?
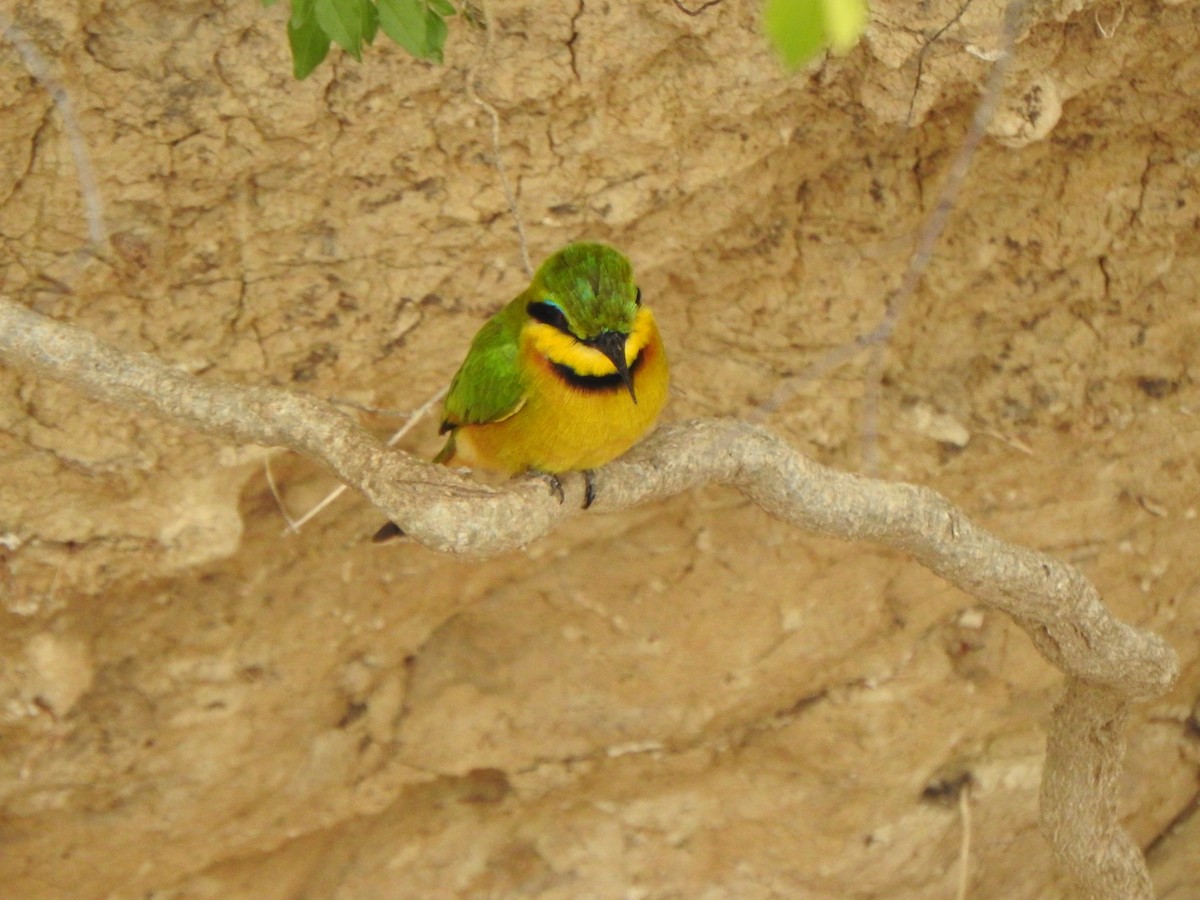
527,301,572,333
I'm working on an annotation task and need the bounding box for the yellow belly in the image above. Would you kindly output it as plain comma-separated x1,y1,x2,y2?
449,326,668,474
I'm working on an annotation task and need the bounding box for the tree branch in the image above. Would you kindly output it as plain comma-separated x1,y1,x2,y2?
0,295,1177,896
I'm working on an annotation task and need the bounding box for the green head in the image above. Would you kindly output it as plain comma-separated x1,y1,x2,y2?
527,242,640,338
525,243,644,401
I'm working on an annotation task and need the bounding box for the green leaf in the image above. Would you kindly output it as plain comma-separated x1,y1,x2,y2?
425,7,448,62
823,0,867,54
364,0,379,44
428,0,455,16
763,0,866,69
379,0,431,58
290,0,316,29
763,0,827,69
314,0,371,60
288,9,332,78
262,0,281,7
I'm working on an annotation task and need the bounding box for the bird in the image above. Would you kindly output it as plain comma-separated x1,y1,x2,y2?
372,242,669,542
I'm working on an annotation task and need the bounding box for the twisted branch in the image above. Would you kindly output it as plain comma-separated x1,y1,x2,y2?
0,295,1177,896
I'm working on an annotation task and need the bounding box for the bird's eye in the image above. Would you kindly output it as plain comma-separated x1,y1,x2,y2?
634,287,642,307
527,300,572,333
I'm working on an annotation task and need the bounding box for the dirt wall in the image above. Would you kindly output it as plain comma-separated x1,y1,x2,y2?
1,0,1198,897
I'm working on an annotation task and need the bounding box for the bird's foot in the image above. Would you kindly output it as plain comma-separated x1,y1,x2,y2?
532,470,565,504
529,470,596,508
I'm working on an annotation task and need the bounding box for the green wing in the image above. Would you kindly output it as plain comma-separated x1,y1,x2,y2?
440,309,526,431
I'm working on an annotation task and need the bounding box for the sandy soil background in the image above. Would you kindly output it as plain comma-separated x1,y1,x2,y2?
1,0,1198,897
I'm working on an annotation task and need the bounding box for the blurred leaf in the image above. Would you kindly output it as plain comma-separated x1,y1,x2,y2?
425,7,448,62
290,0,317,29
364,1,379,44
262,0,281,7
823,0,867,53
379,0,429,58
428,0,455,16
315,0,372,60
288,9,332,78
763,0,825,68
763,0,866,69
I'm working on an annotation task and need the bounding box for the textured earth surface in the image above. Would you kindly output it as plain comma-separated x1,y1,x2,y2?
1,0,1198,897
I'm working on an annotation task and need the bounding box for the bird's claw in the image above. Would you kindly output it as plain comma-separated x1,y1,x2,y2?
535,471,565,504
531,470,596,508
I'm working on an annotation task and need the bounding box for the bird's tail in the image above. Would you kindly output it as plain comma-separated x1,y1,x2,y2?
371,521,404,543
432,431,456,465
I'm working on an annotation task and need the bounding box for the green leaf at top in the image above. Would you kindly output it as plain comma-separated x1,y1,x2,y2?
262,0,281,8
763,0,827,69
428,0,456,16
378,0,430,58
823,0,867,53
314,0,373,61
290,0,317,29
288,9,332,78
364,1,380,44
763,0,866,70
379,0,447,61
424,7,448,63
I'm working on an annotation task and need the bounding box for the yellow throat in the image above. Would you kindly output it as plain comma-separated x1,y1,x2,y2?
448,306,668,474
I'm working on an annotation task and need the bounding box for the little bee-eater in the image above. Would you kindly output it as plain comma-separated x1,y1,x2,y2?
373,242,669,542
